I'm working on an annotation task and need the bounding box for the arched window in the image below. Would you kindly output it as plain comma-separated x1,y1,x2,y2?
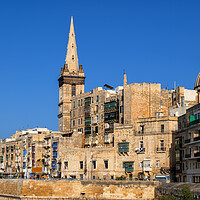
72,55,74,60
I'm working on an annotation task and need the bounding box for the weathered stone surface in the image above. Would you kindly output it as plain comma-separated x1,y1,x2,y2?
0,179,160,199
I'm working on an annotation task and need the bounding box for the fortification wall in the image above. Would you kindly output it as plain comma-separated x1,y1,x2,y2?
0,179,160,199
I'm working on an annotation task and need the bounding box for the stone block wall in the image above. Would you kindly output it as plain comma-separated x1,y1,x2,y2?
0,179,160,199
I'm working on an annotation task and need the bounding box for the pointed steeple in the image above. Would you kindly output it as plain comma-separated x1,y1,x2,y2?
65,16,79,73
123,69,127,87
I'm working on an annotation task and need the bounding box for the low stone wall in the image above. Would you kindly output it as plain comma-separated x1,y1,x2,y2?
0,179,160,199
155,183,200,199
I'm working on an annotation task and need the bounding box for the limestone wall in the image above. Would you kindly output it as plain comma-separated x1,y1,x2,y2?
0,179,160,199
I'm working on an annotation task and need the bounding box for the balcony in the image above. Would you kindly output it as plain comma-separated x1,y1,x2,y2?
118,142,129,153
175,144,180,150
85,137,91,146
105,128,114,133
44,144,50,149
185,153,191,158
92,137,98,145
189,118,200,127
184,139,191,144
194,152,200,157
125,167,134,172
104,134,111,143
104,101,118,112
194,136,200,142
157,147,166,152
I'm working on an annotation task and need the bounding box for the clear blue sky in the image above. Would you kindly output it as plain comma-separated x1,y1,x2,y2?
0,0,199,138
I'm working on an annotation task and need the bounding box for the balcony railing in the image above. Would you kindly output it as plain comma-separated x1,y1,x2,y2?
194,136,200,142
194,152,200,157
189,118,200,127
185,153,191,158
125,167,134,172
175,144,180,150
157,147,166,152
184,139,191,144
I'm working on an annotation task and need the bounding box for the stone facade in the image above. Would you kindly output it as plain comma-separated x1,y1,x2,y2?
175,103,200,183
0,128,53,178
58,16,85,132
174,74,200,183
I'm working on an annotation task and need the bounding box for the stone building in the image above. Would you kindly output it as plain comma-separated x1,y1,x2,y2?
0,128,52,178
53,17,200,181
175,74,200,183
58,16,85,132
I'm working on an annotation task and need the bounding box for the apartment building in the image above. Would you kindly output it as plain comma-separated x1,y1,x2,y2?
175,73,200,183
0,128,52,178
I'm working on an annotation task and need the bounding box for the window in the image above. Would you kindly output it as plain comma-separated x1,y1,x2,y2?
32,160,35,167
120,106,124,113
104,160,108,169
139,141,143,149
78,100,80,106
72,84,76,97
53,151,57,159
11,154,13,160
81,99,83,106
32,153,35,159
78,119,80,125
118,142,129,153
72,55,74,60
2,148,4,154
52,142,58,150
23,162,26,169
92,161,96,169
97,95,99,102
0,156,3,162
121,117,124,124
52,161,57,169
32,145,35,152
95,105,98,113
80,161,83,169
111,175,114,180
156,160,160,168
73,120,75,126
161,125,164,133
6,146,9,152
181,96,184,107
123,161,134,172
81,118,82,124
64,161,68,169
160,140,164,149
140,125,144,134
11,146,13,152
6,154,8,160
80,174,83,180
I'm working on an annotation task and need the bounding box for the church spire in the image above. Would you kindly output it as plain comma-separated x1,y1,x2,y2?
65,16,79,73
123,69,127,87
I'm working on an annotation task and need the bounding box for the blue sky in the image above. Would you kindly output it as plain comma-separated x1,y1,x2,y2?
0,0,199,138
